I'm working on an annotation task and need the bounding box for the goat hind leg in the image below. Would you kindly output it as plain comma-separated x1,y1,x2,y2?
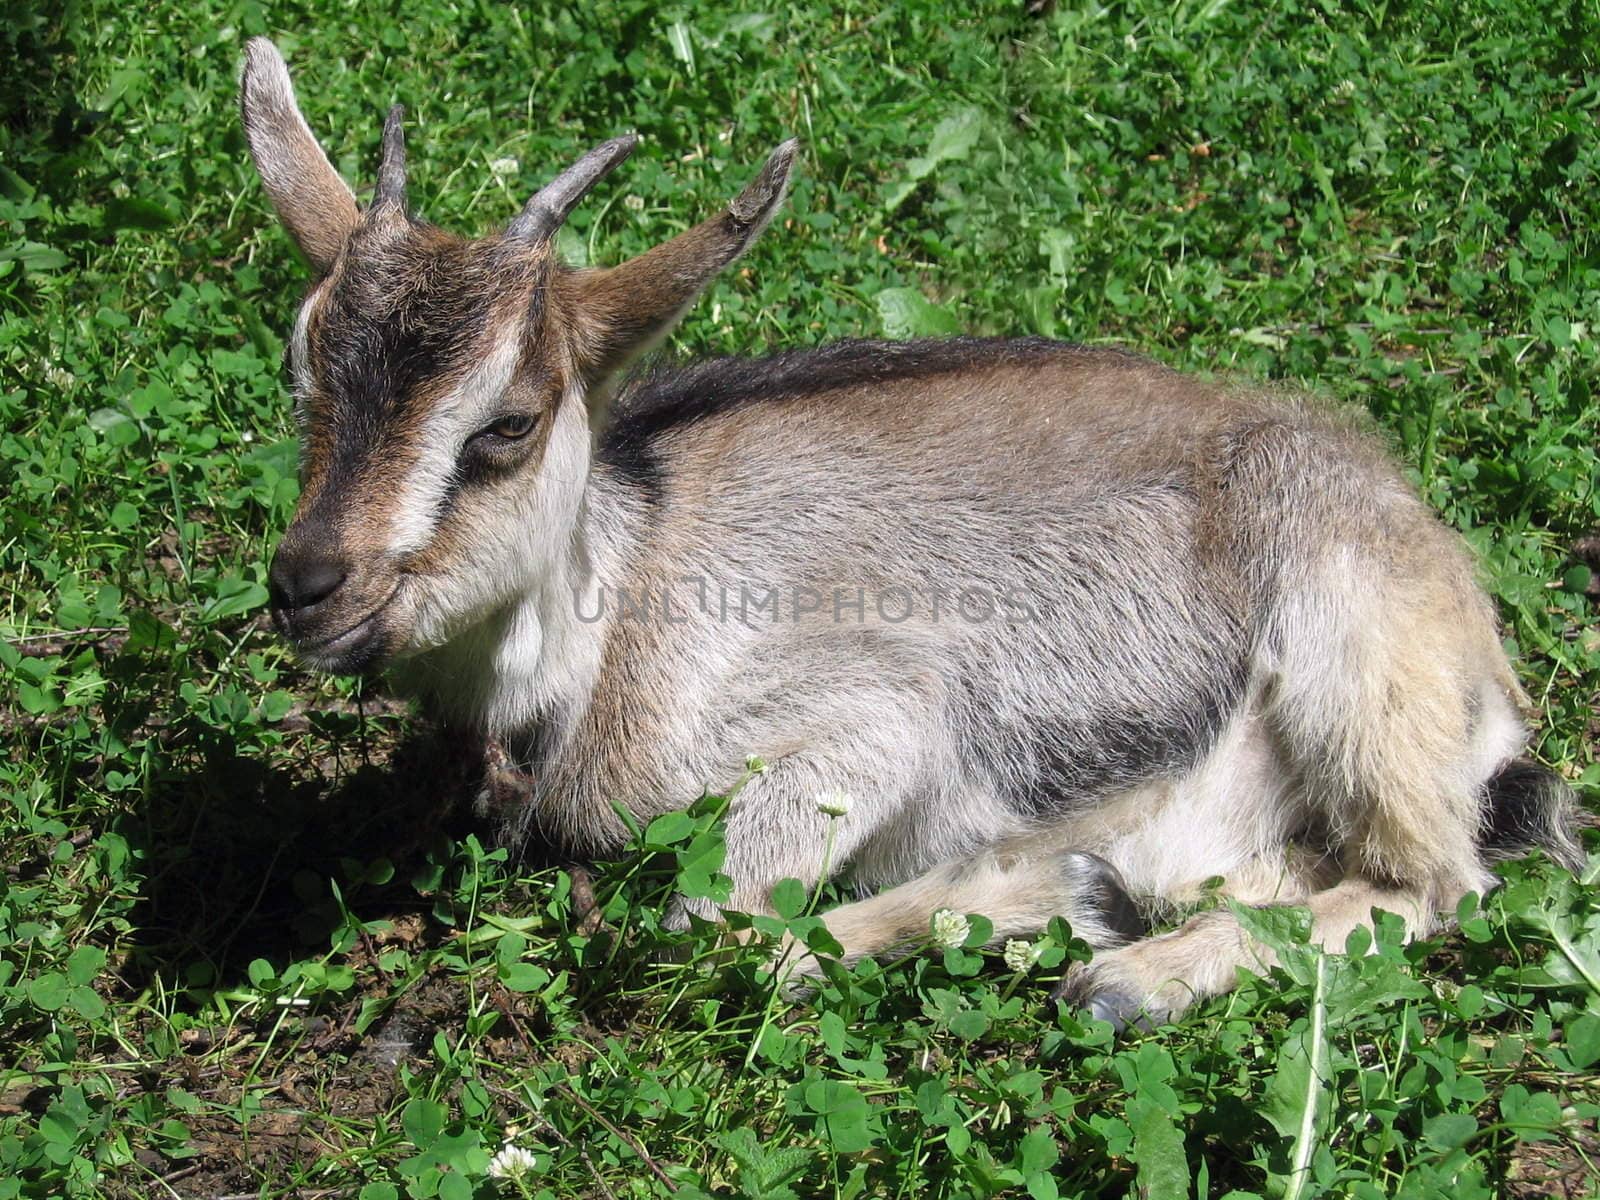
1057,540,1512,1028
1054,875,1434,1029
779,841,1147,984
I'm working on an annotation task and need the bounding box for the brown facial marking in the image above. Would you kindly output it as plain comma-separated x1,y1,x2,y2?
292,225,550,543
397,328,568,580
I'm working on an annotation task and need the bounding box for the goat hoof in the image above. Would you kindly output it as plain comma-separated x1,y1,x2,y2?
1052,965,1153,1034
1087,990,1154,1033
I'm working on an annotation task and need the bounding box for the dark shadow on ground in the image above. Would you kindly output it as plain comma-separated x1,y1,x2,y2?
77,701,581,1195
111,711,493,997
3,2,110,194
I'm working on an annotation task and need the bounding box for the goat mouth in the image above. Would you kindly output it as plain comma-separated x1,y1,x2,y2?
304,610,382,653
297,589,401,670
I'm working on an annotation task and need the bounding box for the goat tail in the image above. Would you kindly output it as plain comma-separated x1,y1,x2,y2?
1478,758,1587,873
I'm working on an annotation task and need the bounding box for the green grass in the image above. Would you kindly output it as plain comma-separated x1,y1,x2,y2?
2,1,1598,1197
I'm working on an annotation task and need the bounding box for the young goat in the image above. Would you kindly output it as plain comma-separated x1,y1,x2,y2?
240,41,1582,1027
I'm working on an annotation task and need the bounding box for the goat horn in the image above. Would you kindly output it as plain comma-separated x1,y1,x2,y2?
374,104,407,212
509,134,638,243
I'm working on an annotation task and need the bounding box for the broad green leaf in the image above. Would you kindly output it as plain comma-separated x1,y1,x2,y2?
402,1098,448,1150
0,163,31,200
28,973,70,1011
1127,1096,1189,1199
1563,1013,1600,1069
906,107,983,181
1018,1126,1059,1175
963,913,993,948
37,1101,84,1146
877,288,959,339
0,241,68,272
1499,1085,1563,1142
721,1126,812,1198
1422,1112,1478,1150
500,961,551,992
770,877,808,919
803,1080,875,1153
201,577,269,622
104,194,180,230
948,1008,989,1040
66,945,107,987
645,811,697,846
69,985,107,1021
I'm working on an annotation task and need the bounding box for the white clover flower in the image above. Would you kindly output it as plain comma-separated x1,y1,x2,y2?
624,193,646,212
1004,938,1042,973
488,1143,538,1181
815,790,853,818
931,908,970,949
489,156,520,179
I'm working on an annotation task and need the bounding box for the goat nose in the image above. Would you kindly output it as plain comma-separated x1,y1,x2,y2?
268,549,349,612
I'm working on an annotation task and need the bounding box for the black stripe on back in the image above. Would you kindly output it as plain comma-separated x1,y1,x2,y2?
597,336,1144,496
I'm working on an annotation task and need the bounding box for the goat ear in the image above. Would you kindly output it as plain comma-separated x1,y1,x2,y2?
565,139,799,388
239,38,359,274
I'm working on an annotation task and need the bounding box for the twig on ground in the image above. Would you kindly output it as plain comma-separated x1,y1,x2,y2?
554,1082,680,1194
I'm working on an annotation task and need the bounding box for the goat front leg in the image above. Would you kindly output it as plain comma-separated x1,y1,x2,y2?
477,736,536,819
671,755,896,928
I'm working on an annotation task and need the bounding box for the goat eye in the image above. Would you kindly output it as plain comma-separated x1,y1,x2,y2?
484,413,536,440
